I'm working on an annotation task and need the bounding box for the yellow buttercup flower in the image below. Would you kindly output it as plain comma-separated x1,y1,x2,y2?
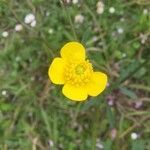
48,42,108,101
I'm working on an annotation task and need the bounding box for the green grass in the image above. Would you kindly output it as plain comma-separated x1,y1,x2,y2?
0,0,150,149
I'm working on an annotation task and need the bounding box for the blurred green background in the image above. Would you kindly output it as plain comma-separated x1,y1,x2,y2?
0,0,150,149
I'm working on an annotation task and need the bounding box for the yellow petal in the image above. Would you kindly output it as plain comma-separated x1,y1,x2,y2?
48,57,66,84
86,72,108,96
60,42,85,61
62,84,88,101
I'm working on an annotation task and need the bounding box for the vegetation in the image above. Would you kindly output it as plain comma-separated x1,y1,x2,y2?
0,0,150,149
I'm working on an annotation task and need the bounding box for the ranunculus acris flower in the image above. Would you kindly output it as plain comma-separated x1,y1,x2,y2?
48,42,108,101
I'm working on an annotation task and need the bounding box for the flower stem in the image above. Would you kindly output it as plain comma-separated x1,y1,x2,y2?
60,1,78,41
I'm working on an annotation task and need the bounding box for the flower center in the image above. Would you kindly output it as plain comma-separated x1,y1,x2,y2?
75,65,85,75
64,60,93,86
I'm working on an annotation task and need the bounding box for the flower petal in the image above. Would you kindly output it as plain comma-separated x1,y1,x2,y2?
48,57,66,84
62,84,88,101
86,72,108,96
60,42,85,61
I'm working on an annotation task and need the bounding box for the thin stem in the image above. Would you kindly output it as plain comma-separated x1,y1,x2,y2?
60,1,78,41
128,84,150,92
66,10,78,41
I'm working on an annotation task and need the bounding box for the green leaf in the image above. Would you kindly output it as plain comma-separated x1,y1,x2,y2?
133,67,146,78
120,87,137,100
117,60,145,84
81,27,91,43
0,103,13,111
103,139,113,150
131,140,145,150
132,42,140,50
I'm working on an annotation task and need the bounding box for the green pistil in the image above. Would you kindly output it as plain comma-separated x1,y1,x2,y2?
75,65,85,75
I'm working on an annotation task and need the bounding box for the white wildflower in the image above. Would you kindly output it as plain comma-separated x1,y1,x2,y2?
107,95,114,106
66,0,70,3
143,9,148,15
109,7,115,14
2,90,7,96
72,0,78,4
24,13,35,24
122,53,126,58
96,1,104,14
107,83,110,87
75,14,84,24
92,36,98,42
30,20,36,27
2,31,9,38
120,17,125,22
131,132,138,140
96,143,104,149
140,33,148,44
96,139,104,149
46,12,50,16
48,140,54,147
48,28,54,34
108,99,114,106
15,24,23,31
110,128,117,139
135,101,143,109
117,28,124,34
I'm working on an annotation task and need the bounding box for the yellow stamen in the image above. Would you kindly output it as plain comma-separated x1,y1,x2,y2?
75,65,85,75
64,60,93,86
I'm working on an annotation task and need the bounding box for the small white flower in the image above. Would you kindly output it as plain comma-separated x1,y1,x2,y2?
92,36,98,42
75,14,84,24
96,139,104,149
120,17,125,22
108,99,114,106
143,9,148,15
131,132,138,140
117,28,124,34
15,24,23,32
2,31,9,38
30,20,36,27
96,143,104,149
96,1,104,14
2,90,7,96
48,28,54,34
107,83,110,87
72,0,78,4
46,12,50,16
135,101,143,109
122,53,126,58
48,140,54,147
109,7,115,14
140,33,148,44
24,13,36,27
110,128,117,139
24,13,35,24
107,95,114,106
96,1,103,7
97,7,104,14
